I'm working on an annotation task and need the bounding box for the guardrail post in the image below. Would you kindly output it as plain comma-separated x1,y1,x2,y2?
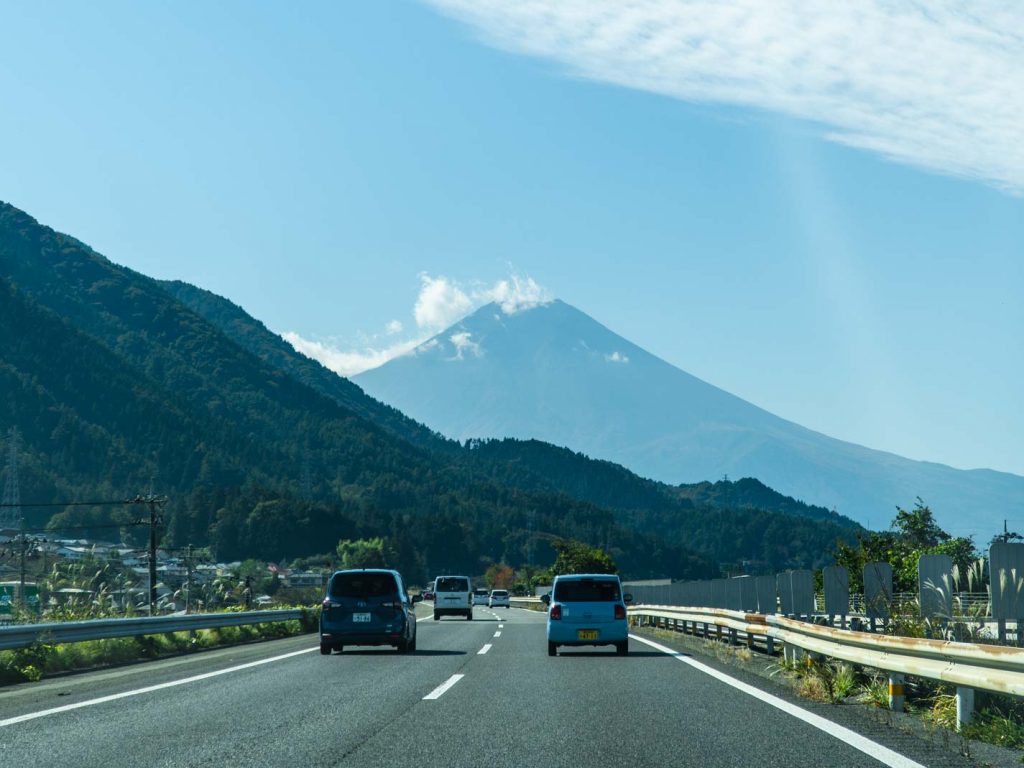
956,686,974,729
887,673,904,712
765,635,774,655
728,627,737,646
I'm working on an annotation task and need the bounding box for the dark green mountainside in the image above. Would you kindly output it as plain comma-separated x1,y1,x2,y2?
0,201,859,576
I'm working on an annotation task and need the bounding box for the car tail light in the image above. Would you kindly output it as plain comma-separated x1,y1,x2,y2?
322,598,340,610
614,604,626,620
550,604,562,620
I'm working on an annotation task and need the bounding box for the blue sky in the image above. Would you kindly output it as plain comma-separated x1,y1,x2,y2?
1,1,1021,477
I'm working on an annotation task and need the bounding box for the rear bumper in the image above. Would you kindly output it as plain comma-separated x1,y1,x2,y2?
434,607,471,615
547,620,628,645
320,630,404,647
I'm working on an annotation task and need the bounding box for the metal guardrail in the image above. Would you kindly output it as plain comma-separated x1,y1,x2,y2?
629,603,1024,729
0,609,304,651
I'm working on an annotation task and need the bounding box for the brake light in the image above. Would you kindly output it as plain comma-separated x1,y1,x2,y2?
550,604,562,620
614,604,626,620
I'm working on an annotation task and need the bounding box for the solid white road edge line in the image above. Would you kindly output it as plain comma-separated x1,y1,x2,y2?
478,644,493,655
629,634,926,768
423,674,464,700
0,647,318,728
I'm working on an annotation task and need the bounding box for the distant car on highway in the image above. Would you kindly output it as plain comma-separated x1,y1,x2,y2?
472,588,490,606
319,569,421,654
488,589,510,608
422,590,434,601
433,575,473,620
544,573,632,656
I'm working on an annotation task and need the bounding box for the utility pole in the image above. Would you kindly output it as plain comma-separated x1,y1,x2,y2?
148,497,158,615
2,428,24,607
185,544,194,614
126,492,167,616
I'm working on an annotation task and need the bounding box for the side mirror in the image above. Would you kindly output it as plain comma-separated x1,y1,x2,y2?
540,593,550,605
411,594,423,604
623,593,633,604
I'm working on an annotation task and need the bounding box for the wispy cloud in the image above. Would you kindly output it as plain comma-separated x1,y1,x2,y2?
281,271,550,376
425,0,1024,193
449,331,483,360
280,332,423,377
605,351,630,364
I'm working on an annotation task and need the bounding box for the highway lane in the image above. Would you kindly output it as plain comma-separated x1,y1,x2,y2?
0,605,977,767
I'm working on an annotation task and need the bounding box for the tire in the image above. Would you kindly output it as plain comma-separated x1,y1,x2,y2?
433,611,439,621
334,644,344,654
409,634,417,652
548,642,557,657
320,643,331,655
466,611,473,621
397,638,410,654
616,642,628,656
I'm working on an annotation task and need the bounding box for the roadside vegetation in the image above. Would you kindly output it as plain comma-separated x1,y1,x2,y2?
0,605,319,686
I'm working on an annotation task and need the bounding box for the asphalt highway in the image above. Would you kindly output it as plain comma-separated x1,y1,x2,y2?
0,606,980,767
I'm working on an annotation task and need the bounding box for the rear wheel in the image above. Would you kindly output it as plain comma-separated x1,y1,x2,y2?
320,643,331,655
334,644,344,654
615,642,628,656
466,611,473,621
397,638,410,654
548,642,557,657
433,611,439,621
409,634,417,652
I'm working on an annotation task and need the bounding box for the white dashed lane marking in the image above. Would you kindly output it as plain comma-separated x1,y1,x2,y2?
422,674,464,700
477,644,492,655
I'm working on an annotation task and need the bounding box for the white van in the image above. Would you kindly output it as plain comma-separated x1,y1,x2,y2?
433,575,473,620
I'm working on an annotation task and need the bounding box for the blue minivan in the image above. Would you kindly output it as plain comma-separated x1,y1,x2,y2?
544,573,632,656
320,569,421,654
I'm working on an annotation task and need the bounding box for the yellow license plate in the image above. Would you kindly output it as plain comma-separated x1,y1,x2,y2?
577,629,599,641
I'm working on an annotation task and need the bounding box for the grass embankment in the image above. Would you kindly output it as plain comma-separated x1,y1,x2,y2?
1,608,319,686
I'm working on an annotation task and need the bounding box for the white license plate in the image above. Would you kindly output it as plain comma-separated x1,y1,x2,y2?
353,613,371,623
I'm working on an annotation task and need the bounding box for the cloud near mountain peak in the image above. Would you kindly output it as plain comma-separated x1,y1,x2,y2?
282,271,550,376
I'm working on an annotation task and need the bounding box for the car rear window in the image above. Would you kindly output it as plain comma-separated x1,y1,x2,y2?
435,577,469,592
553,579,621,602
474,589,489,597
329,572,397,598
492,590,508,597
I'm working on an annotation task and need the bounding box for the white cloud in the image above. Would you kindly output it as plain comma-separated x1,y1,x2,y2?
281,331,423,377
425,0,1024,193
449,331,483,360
480,274,552,314
282,270,551,376
605,351,630,363
414,274,473,331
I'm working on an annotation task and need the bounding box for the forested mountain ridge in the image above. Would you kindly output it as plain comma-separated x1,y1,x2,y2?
1,201,856,576
157,276,862,570
160,279,453,454
0,201,710,578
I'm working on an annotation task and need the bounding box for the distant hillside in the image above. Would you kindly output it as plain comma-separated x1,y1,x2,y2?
0,201,714,579
162,272,863,571
355,300,1024,537
463,439,862,570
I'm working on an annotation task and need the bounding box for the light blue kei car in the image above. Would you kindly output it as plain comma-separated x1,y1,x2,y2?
542,573,632,656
